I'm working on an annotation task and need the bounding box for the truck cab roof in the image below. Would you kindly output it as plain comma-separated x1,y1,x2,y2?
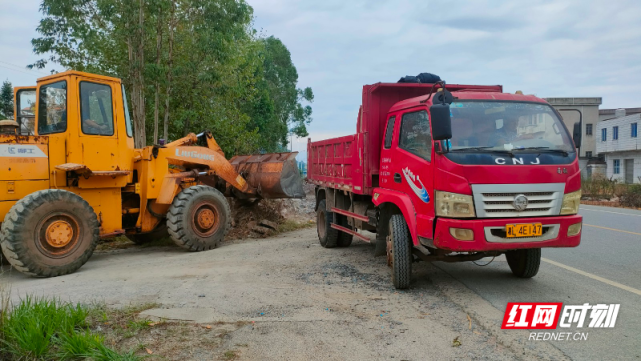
389,90,547,113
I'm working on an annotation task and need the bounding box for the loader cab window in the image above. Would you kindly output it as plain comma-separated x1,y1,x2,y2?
122,85,133,137
16,89,36,135
399,110,431,161
38,81,67,135
80,82,114,136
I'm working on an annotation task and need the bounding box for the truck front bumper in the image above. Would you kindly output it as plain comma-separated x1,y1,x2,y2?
432,215,582,252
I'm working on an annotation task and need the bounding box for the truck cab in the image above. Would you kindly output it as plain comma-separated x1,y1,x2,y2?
308,81,583,289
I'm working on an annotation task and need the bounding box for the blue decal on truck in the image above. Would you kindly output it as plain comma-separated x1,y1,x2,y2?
402,167,430,203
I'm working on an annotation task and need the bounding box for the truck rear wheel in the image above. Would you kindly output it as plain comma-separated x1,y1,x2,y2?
0,190,99,277
387,214,412,289
167,185,230,251
506,248,541,278
316,199,339,248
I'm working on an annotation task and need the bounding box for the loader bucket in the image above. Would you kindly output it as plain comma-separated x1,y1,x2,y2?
230,152,305,199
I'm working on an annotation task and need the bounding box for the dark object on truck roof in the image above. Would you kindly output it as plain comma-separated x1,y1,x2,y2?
398,73,441,84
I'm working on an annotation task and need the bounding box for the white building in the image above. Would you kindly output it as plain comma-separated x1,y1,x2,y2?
596,113,641,183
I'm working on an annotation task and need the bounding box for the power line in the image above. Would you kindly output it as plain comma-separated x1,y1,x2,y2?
0,64,41,77
0,61,49,76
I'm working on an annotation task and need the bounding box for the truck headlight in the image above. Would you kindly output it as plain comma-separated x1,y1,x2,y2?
435,191,476,218
560,190,581,215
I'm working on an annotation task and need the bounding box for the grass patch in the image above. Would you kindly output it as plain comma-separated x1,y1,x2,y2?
277,219,315,233
0,296,140,360
223,349,240,360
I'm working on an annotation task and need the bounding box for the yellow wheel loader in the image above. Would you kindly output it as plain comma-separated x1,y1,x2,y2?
0,71,304,277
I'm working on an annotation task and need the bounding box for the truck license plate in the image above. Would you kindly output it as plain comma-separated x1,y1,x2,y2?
506,223,543,238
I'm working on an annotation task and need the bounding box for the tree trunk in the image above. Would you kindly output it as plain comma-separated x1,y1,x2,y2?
163,0,176,142
153,7,163,144
132,0,146,148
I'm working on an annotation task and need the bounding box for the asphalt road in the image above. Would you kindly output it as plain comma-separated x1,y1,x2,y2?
432,204,641,361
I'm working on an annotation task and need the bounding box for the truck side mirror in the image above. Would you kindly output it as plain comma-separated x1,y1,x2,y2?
430,103,452,140
572,122,582,150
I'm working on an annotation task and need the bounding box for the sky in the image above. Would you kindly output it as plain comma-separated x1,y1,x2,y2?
2,0,641,159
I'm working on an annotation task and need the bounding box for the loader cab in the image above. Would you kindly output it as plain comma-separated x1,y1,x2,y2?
33,71,135,180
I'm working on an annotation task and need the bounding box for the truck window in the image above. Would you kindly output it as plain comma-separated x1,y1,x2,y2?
384,116,396,148
399,110,431,161
38,81,67,135
80,82,114,136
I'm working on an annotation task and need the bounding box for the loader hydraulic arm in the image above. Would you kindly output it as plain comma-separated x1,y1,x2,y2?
164,132,253,195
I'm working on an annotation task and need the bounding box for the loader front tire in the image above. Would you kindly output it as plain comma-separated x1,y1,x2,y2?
0,190,99,277
167,185,231,251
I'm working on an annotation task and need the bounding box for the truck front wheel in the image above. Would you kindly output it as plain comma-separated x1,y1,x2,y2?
506,248,541,278
387,214,412,289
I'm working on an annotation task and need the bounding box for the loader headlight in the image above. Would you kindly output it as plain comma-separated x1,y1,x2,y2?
560,190,581,215
435,191,476,218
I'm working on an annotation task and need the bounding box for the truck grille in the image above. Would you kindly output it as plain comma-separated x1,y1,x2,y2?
471,184,565,218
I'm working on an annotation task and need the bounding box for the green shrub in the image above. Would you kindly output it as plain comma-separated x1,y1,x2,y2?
621,184,641,208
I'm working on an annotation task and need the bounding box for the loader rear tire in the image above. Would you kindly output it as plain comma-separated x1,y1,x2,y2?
126,223,169,245
0,190,99,277
167,185,230,251
316,199,339,248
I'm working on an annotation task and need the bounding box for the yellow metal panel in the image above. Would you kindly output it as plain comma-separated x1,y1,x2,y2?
0,134,49,181
0,201,16,222
77,175,128,189
0,180,49,202
73,188,122,234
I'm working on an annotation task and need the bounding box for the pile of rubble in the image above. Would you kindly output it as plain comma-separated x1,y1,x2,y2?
227,183,315,239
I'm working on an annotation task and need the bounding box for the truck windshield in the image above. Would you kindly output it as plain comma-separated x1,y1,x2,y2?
449,101,574,153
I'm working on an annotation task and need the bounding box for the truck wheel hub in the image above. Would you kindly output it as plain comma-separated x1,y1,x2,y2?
45,220,75,248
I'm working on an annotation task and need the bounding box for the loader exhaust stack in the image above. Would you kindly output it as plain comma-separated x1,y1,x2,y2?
230,152,305,199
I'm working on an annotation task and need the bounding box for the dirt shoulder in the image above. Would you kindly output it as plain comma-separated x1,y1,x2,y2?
1,229,567,360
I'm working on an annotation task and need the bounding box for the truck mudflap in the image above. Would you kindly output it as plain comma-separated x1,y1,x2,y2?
433,215,582,252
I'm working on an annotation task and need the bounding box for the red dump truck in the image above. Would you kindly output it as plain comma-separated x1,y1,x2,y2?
307,79,583,289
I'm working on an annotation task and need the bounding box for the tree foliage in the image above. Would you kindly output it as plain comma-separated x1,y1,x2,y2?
0,80,13,119
29,0,313,155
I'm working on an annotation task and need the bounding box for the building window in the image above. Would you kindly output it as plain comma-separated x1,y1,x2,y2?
613,159,620,174
586,151,593,158
601,128,607,141
613,126,619,140
632,123,638,138
586,124,593,135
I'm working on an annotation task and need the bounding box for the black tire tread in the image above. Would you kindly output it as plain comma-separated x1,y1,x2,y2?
166,185,231,252
317,199,339,248
390,214,412,289
506,248,541,278
0,189,99,277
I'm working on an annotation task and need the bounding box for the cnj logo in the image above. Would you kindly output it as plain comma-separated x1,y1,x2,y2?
502,302,620,341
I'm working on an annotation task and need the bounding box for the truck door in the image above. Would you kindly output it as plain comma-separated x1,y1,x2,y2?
385,108,435,240
76,79,120,171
